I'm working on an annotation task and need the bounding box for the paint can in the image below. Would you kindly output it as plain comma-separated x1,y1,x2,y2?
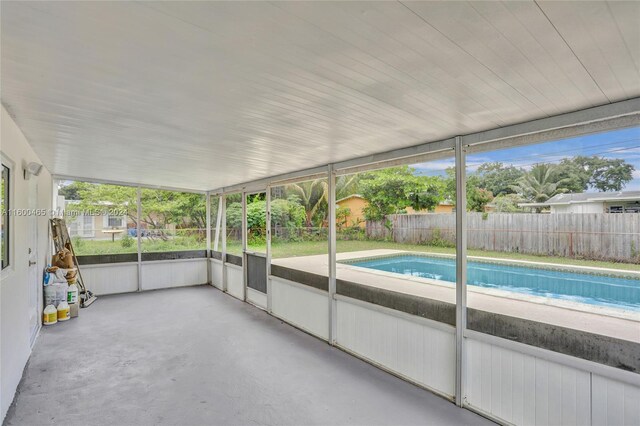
43,305,57,325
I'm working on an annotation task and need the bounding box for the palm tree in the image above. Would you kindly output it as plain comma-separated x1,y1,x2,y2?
286,179,328,227
286,175,361,228
510,163,568,207
336,174,360,200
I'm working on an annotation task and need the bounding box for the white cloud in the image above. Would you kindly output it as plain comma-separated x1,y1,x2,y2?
615,147,640,154
412,160,455,172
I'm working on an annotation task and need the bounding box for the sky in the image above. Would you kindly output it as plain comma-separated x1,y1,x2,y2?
412,126,640,192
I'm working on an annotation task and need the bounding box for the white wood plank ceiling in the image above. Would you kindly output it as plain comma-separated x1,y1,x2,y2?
1,1,639,191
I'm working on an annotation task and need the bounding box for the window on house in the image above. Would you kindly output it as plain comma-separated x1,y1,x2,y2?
107,215,123,228
1,164,9,270
625,203,640,213
82,215,94,237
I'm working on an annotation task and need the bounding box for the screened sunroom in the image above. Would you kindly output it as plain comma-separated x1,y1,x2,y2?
1,2,639,425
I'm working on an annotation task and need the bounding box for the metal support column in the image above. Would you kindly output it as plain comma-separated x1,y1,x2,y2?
455,136,468,407
242,191,248,301
136,187,142,292
328,164,337,344
205,191,211,285
266,186,272,312
221,194,227,292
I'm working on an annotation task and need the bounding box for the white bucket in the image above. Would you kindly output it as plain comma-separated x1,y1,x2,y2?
55,283,68,307
44,285,57,307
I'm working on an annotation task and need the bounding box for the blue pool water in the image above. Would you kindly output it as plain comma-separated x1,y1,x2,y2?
348,255,640,311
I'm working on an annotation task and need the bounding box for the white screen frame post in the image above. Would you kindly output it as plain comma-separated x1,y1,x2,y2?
328,164,337,345
454,136,468,407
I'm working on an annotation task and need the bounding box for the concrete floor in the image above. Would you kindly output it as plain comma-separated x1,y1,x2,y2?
5,286,492,426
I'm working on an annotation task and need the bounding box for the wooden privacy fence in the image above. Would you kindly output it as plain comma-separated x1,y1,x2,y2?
366,213,640,263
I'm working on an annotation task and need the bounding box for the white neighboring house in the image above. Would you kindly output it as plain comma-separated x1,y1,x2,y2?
62,198,129,239
520,191,640,213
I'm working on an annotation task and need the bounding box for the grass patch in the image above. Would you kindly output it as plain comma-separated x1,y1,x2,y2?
74,237,205,255
74,237,638,272
238,240,639,272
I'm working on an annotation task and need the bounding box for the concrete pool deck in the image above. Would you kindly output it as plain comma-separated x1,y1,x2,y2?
273,250,640,344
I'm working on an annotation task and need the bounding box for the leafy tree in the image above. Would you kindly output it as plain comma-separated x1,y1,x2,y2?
474,162,525,197
246,200,267,234
554,158,590,193
557,156,634,192
336,206,351,230
63,182,138,225
225,193,243,204
442,167,457,203
139,189,206,233
359,166,445,220
271,198,306,229
492,193,526,213
58,181,82,200
62,182,207,237
226,198,306,234
409,176,448,212
226,202,243,229
169,192,206,230
443,167,492,212
468,187,494,212
510,164,569,206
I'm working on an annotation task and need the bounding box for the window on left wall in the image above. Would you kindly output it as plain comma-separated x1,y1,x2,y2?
1,164,9,269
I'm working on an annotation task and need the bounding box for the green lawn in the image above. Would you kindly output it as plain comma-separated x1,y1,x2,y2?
74,237,638,272
73,237,205,255
248,240,640,271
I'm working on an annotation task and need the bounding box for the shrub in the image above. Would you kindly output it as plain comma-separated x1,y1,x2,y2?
337,225,366,241
121,234,134,248
426,228,455,248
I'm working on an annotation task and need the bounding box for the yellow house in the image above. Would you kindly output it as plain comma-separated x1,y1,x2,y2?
434,201,454,214
336,195,454,228
336,194,368,228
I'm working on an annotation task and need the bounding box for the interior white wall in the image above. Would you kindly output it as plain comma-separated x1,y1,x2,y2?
0,106,53,421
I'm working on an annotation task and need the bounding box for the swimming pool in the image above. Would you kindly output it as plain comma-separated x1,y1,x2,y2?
347,255,640,312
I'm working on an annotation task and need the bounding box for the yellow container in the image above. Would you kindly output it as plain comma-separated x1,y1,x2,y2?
57,302,70,321
43,305,57,325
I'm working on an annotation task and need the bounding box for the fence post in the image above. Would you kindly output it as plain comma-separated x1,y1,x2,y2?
569,232,574,258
